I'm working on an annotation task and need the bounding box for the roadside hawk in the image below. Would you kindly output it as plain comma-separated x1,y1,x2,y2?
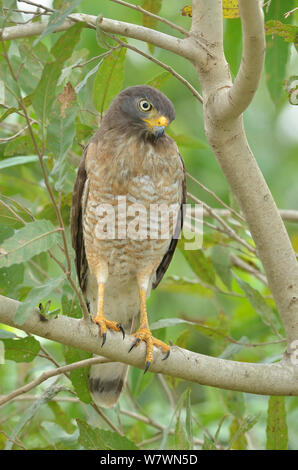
71,85,186,407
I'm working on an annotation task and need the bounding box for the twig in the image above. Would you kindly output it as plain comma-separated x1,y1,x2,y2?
72,46,122,68
120,408,205,447
17,0,55,13
187,192,256,255
109,0,189,37
0,198,27,225
284,6,298,18
0,356,110,407
186,172,245,223
91,401,124,435
180,313,285,348
100,30,203,103
0,195,33,220
157,374,176,409
0,430,26,450
231,253,267,285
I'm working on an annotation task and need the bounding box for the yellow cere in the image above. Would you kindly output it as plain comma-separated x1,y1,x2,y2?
143,115,169,130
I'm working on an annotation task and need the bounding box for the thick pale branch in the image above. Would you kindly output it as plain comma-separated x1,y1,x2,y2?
218,0,266,119
1,295,298,396
190,0,298,346
0,13,195,60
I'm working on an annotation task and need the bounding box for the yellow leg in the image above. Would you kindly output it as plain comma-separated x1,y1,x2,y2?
129,288,170,372
91,282,125,346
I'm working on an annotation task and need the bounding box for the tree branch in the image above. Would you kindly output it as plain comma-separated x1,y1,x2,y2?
109,0,189,37
1,294,298,397
218,0,266,120
190,0,298,346
0,13,197,60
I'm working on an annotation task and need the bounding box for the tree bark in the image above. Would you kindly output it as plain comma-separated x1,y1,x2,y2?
1,294,298,396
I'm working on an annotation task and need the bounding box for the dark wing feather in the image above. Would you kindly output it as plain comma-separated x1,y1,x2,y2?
70,146,89,293
152,153,186,289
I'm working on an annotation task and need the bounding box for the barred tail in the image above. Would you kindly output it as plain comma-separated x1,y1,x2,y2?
89,362,129,408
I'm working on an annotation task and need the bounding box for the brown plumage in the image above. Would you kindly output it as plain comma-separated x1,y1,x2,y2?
71,85,186,407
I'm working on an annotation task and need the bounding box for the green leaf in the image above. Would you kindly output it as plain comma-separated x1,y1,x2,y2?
0,155,40,170
0,94,33,123
174,400,189,450
48,401,77,434
0,341,4,365
77,419,139,450
266,396,288,450
146,71,171,89
265,20,298,47
0,264,24,297
159,276,213,297
219,335,249,359
0,220,60,268
32,22,84,125
61,288,82,319
235,275,281,334
210,245,232,289
64,346,92,404
265,0,294,104
75,61,102,94
202,434,217,450
180,248,216,285
48,103,78,193
15,275,64,325
34,0,82,45
222,389,245,418
0,225,14,244
185,388,193,450
224,17,242,77
4,135,43,157
16,40,52,95
130,367,154,397
92,47,126,115
5,383,65,450
228,414,259,450
51,22,85,64
2,336,40,362
229,417,248,450
32,61,64,125
96,15,118,50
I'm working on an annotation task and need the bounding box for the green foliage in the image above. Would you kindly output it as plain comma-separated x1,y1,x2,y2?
142,0,163,53
0,0,297,451
264,0,295,104
266,396,288,450
0,220,60,269
77,419,139,450
2,336,40,362
15,276,64,325
92,47,127,115
64,346,92,404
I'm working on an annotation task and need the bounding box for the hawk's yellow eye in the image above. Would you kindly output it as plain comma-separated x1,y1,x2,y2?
138,99,153,113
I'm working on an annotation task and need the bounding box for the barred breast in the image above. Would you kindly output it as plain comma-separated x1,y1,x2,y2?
83,132,184,285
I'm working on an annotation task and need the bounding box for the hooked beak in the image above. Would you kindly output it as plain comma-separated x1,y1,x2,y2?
152,125,166,141
142,114,169,141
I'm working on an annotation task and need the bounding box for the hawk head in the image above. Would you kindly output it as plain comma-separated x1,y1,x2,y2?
102,85,175,142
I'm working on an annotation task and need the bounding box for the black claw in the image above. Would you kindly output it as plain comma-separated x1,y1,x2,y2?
128,338,140,353
101,333,107,347
118,323,125,340
144,361,151,374
162,349,171,361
